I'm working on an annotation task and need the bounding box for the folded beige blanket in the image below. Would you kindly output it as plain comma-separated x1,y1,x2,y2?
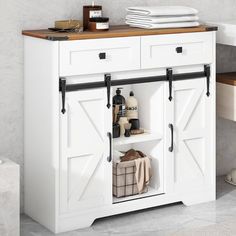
135,157,152,193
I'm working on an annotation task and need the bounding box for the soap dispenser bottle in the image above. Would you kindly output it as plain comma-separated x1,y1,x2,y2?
126,91,138,120
113,88,126,121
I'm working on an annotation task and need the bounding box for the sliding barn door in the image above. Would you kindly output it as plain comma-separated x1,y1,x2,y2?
60,88,112,213
172,78,215,193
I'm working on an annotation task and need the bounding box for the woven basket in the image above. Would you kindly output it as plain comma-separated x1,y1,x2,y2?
113,159,148,198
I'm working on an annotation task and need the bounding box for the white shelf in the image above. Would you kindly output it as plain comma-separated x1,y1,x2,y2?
113,132,162,146
113,187,163,204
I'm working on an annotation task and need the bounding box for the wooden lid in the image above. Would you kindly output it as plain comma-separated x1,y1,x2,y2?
22,24,217,41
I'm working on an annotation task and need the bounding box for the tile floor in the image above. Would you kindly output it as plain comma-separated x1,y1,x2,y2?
21,176,236,236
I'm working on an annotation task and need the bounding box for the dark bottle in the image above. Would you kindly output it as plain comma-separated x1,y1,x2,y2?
113,88,126,122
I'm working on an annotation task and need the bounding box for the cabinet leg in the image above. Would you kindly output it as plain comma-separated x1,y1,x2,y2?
182,191,216,206
56,216,96,233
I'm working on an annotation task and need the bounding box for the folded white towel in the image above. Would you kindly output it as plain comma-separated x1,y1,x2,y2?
126,21,200,29
126,15,199,24
126,6,198,16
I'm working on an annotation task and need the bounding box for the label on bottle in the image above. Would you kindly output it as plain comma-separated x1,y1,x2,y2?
96,22,109,30
126,106,138,119
89,10,102,18
127,106,138,111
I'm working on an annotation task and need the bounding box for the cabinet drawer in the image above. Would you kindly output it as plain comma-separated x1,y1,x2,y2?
59,37,140,76
141,32,213,69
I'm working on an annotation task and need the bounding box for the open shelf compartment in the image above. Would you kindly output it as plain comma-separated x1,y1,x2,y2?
112,81,165,203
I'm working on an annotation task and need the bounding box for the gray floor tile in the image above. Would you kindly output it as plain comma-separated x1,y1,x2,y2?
20,176,236,236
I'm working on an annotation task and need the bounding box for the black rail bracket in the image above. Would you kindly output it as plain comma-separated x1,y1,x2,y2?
105,74,111,109
46,36,69,41
204,65,211,97
59,78,67,114
167,68,173,101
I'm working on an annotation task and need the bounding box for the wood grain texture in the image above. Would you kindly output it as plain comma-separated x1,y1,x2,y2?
217,72,236,86
22,25,217,41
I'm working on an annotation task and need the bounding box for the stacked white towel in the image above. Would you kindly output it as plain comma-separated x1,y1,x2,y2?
126,6,200,29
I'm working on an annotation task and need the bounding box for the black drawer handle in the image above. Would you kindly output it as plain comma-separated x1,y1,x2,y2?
176,47,183,53
99,52,106,60
168,124,174,152
107,132,112,162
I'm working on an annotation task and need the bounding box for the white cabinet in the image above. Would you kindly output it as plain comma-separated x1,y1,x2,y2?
215,73,236,121
24,29,216,234
60,88,112,213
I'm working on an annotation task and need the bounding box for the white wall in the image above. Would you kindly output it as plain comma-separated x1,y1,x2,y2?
1,0,236,210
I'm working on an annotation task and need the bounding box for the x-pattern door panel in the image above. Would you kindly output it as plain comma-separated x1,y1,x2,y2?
60,88,112,213
173,78,214,191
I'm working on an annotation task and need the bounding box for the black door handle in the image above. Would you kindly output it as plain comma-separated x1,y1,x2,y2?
176,47,183,53
107,132,112,162
99,52,106,59
168,124,174,152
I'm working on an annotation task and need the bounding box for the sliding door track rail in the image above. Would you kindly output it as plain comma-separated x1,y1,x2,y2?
59,65,211,114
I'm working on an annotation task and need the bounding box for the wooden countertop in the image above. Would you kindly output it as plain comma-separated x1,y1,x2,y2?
217,72,236,86
22,25,217,41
